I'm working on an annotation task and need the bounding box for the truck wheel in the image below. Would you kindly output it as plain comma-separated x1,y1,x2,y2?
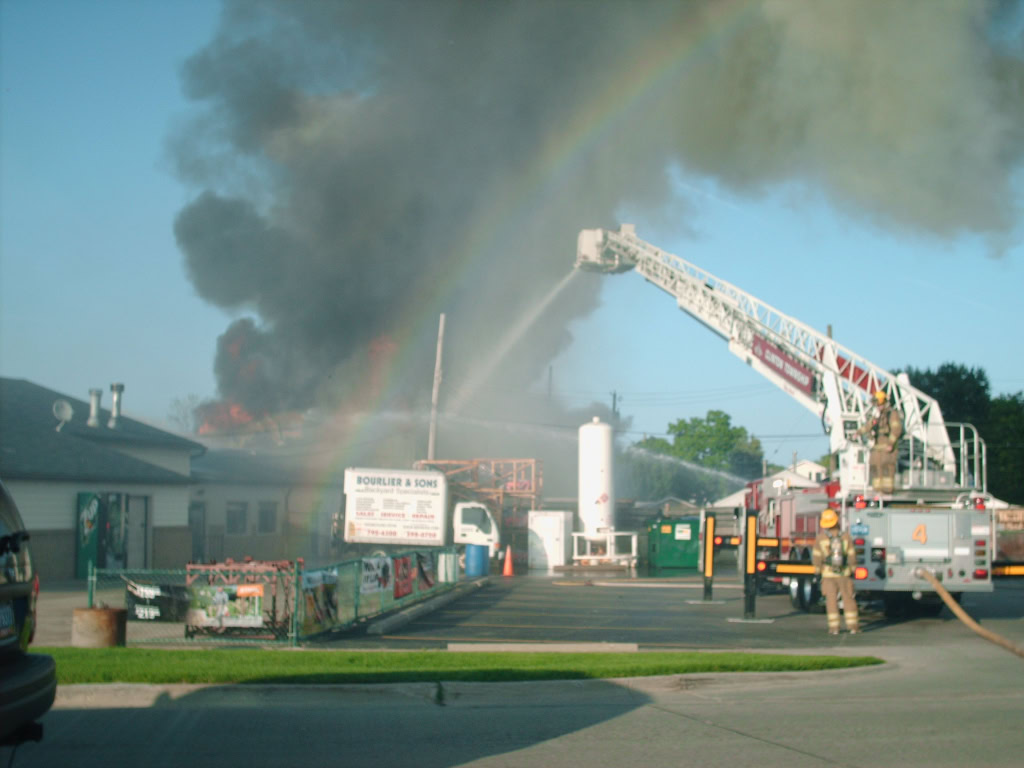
788,550,817,611
789,576,804,609
805,577,822,612
787,550,804,609
792,576,819,612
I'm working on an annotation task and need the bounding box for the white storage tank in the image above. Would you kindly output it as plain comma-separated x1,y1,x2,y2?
578,417,615,539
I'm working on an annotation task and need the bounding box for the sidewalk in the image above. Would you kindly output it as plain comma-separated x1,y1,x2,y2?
34,580,90,646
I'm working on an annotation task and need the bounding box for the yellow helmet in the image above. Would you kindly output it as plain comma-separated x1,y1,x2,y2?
874,390,888,403
820,508,839,529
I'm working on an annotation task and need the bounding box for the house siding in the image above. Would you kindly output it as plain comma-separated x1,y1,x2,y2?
191,483,342,566
152,526,192,568
7,479,191,580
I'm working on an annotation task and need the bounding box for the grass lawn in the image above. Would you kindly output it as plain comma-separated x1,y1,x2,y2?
41,647,883,685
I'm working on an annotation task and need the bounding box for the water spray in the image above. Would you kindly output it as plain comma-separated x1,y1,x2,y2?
447,270,578,414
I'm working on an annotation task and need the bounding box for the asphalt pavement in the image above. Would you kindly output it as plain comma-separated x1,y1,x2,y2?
10,574,1024,767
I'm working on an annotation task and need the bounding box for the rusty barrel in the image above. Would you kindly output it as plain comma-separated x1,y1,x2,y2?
71,607,127,647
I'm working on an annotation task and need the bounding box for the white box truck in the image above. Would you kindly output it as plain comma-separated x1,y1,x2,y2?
342,467,500,555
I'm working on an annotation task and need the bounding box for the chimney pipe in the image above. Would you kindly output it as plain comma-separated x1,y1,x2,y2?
87,389,103,427
108,383,124,429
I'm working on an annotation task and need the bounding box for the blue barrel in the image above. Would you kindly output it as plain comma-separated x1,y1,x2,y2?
464,544,489,578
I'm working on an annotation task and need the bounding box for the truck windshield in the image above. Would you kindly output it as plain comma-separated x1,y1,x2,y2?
461,506,491,535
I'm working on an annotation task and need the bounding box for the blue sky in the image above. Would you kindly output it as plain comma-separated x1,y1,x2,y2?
2,1,1022,469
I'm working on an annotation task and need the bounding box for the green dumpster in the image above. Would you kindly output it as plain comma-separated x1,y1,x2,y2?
646,516,700,576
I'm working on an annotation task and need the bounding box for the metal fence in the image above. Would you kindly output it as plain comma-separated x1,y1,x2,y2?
87,547,460,646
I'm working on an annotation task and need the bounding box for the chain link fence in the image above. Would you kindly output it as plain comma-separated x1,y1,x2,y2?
87,547,460,646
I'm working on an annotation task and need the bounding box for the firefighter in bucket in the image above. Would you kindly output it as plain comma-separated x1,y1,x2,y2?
859,389,903,493
812,508,860,635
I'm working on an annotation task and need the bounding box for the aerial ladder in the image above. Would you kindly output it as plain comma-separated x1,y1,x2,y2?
575,224,1009,614
575,224,985,501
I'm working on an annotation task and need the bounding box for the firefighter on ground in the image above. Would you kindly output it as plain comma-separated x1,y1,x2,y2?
812,508,860,635
859,389,903,493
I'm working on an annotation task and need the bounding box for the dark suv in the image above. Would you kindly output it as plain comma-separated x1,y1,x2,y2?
0,479,56,745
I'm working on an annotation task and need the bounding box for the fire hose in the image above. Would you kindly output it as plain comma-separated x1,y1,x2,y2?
913,568,1024,660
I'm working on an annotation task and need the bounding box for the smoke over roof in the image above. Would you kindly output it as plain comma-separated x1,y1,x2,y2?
171,0,1023,432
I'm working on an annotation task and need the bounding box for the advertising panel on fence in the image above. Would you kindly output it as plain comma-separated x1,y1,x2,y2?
393,555,414,598
417,551,436,591
343,467,448,547
301,568,341,636
187,584,265,629
124,581,191,622
361,557,392,594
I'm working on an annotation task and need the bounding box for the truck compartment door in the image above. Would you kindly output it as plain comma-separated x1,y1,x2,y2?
890,513,951,562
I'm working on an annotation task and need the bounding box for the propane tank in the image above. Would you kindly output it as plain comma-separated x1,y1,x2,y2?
578,417,615,540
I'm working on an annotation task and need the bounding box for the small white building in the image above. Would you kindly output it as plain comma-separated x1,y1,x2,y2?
0,378,203,580
189,449,343,566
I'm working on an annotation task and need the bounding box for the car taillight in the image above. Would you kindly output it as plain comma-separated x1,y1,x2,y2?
854,567,868,580
973,497,986,510
973,569,989,580
854,495,867,509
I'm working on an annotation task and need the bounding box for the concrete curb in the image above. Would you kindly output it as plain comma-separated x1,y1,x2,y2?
365,577,490,635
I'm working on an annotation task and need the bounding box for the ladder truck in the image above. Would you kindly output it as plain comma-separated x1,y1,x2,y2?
575,224,997,616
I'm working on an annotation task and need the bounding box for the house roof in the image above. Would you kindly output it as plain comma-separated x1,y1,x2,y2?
191,448,343,487
711,488,749,508
762,468,821,489
0,377,201,484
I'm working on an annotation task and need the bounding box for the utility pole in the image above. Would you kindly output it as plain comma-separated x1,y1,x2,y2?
427,313,445,460
610,390,620,419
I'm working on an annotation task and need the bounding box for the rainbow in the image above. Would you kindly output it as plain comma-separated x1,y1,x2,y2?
299,0,752,499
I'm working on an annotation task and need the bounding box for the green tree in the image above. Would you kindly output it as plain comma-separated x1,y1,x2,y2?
984,393,1024,505
657,409,765,479
899,363,1022,504
901,363,991,427
621,410,764,503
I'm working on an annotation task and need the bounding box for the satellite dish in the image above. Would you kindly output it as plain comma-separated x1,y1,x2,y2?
53,399,74,431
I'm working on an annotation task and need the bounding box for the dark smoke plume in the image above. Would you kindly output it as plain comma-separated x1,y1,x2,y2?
171,0,1023,486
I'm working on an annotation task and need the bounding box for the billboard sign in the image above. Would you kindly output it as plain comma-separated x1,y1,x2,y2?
343,468,447,546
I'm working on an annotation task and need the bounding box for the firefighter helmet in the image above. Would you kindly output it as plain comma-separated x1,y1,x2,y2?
820,508,839,529
874,390,887,403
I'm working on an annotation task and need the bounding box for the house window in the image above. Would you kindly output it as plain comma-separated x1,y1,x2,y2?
258,501,278,534
226,502,248,535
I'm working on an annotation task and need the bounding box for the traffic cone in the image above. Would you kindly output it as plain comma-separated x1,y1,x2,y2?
503,545,514,577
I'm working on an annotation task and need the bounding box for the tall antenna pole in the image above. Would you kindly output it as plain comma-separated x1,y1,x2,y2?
427,313,446,460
